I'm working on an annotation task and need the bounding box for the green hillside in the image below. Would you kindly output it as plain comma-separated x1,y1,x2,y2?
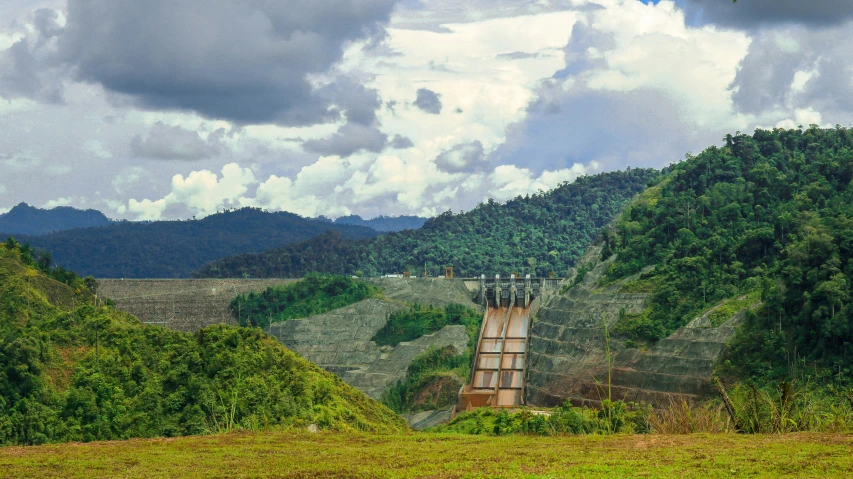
196,168,659,278
0,240,406,446
230,274,381,329
601,126,853,385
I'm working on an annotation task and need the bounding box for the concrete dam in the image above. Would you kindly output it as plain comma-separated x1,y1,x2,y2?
99,266,753,417
97,278,298,332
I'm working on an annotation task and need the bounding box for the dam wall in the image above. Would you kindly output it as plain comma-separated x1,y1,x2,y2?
97,278,297,332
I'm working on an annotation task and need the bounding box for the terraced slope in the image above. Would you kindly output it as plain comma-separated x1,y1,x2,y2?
98,279,298,331
267,278,479,400
526,242,755,407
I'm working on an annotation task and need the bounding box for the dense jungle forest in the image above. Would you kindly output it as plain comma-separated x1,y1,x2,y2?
600,126,853,385
196,168,659,279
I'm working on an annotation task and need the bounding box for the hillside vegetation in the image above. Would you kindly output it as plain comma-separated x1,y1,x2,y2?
196,168,658,278
18,208,378,278
230,274,381,329
0,242,405,446
600,126,853,385
377,304,483,413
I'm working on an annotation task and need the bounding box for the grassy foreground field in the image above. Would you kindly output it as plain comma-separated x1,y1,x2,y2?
2,431,853,478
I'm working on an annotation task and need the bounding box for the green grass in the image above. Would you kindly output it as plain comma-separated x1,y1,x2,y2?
3,430,853,478
706,291,761,327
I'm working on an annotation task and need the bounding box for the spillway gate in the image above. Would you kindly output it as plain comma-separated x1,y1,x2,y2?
458,274,546,410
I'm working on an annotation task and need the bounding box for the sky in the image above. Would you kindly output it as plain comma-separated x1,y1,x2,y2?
0,0,851,220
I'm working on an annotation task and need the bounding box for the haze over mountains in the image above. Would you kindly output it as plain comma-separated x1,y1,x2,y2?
0,203,111,235
316,215,427,232
0,203,428,278
6,208,381,278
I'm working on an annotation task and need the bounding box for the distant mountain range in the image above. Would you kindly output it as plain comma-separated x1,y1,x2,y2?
0,202,111,235
6,207,380,278
196,168,660,279
315,214,427,232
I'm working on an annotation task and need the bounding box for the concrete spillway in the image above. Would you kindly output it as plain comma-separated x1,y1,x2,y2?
460,304,532,409
459,275,541,410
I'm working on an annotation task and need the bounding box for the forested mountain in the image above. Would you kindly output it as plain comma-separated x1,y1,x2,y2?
601,126,853,385
196,168,659,278
17,208,379,278
0,202,110,235
0,240,405,445
318,214,428,232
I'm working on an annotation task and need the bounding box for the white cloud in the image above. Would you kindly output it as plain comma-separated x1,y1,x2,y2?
0,0,849,221
85,139,112,159
775,108,825,129
111,167,145,195
43,196,75,208
489,162,600,201
581,0,750,129
123,163,256,220
790,68,818,94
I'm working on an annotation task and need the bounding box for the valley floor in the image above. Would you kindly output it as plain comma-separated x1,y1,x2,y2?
2,431,852,478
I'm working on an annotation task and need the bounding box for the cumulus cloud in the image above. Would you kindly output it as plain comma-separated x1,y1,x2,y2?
55,0,396,125
729,25,853,123
434,141,486,173
130,122,223,160
4,0,853,222
250,155,358,217
491,0,748,173
414,88,442,114
121,163,256,220
390,134,414,149
43,196,75,209
302,123,387,157
680,0,853,29
488,162,601,201
0,8,65,103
